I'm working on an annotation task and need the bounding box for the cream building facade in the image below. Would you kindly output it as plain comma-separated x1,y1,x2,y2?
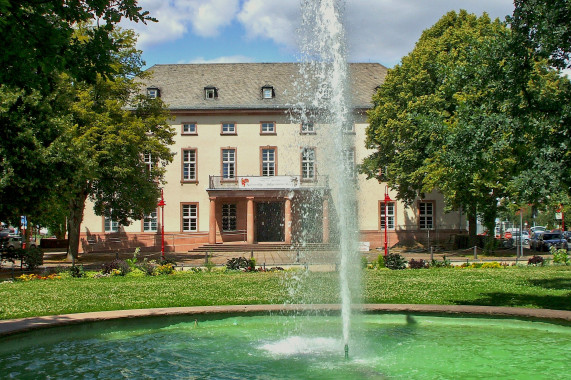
80,63,466,253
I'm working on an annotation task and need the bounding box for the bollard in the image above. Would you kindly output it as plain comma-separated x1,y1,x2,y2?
430,246,434,261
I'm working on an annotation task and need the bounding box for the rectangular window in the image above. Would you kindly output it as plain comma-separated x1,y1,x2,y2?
182,122,197,135
182,204,198,232
419,201,434,229
147,88,158,98
222,148,236,180
143,153,153,174
205,87,217,99
221,122,236,135
104,216,119,233
182,149,197,182
344,123,355,133
342,149,355,178
380,202,395,230
222,204,237,231
301,121,315,134
143,211,158,232
262,87,274,99
261,147,276,176
301,147,316,180
260,121,276,134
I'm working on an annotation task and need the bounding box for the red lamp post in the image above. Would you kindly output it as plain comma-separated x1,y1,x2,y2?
157,189,166,259
384,186,392,257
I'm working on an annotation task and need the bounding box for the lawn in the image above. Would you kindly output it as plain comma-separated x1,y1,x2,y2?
0,266,569,320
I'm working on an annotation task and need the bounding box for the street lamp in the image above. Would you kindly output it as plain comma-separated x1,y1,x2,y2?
157,189,166,260
384,186,392,257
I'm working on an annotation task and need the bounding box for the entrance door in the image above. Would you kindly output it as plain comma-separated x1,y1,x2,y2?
256,202,284,242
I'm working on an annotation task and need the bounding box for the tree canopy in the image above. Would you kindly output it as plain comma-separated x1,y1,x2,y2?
362,9,571,237
0,0,156,230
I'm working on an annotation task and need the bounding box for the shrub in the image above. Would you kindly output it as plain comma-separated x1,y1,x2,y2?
385,253,407,270
101,259,131,276
361,256,369,269
137,259,158,276
160,256,177,266
154,263,175,275
376,254,386,269
226,257,251,270
551,248,569,265
481,261,501,269
408,258,428,269
20,247,44,270
126,268,146,277
430,256,452,268
527,255,544,266
69,265,86,278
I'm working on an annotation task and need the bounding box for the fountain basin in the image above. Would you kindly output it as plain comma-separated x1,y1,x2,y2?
1,305,569,379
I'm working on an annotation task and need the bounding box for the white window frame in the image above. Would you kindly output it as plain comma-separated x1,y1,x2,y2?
262,87,274,99
221,122,236,135
301,147,316,180
182,149,197,181
222,148,236,180
205,87,217,99
147,88,158,99
262,148,276,176
182,122,197,135
301,121,315,134
143,211,158,232
104,216,119,233
380,201,395,230
261,122,275,134
182,204,198,232
143,153,153,174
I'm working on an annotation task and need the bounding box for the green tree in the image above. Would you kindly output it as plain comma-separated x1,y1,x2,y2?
362,10,570,245
0,0,155,228
50,29,175,260
510,0,571,70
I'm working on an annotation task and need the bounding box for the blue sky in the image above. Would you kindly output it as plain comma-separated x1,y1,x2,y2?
121,0,515,69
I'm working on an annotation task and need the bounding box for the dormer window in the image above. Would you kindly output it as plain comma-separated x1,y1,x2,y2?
205,86,218,99
262,85,275,99
147,87,160,99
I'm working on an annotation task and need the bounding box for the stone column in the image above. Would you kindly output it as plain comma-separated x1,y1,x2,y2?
209,197,216,244
322,197,330,244
247,197,255,244
284,197,292,244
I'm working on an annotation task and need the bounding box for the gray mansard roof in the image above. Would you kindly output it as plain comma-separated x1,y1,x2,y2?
142,63,387,111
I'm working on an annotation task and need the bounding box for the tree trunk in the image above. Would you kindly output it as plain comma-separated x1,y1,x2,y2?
468,210,478,247
66,188,88,262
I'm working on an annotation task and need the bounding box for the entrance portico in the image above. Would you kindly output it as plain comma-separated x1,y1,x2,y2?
207,175,329,245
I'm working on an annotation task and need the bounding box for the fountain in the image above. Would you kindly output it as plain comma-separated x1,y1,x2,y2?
1,1,570,378
291,0,360,356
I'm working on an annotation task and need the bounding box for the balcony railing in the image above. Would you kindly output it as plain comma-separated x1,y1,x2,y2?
209,175,328,190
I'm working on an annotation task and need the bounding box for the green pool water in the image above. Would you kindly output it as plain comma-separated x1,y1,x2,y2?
0,313,569,379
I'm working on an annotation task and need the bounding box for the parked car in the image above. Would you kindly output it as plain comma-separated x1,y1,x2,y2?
530,231,545,250
537,232,568,251
1,235,22,251
562,231,571,243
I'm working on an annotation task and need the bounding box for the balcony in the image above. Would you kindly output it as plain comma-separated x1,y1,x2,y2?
208,175,328,190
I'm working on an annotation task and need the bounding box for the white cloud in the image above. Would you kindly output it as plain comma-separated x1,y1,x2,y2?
181,55,256,63
237,0,514,66
122,0,240,47
344,0,514,65
237,0,300,47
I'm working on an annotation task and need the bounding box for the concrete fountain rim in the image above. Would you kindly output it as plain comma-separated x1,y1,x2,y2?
1,304,570,337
